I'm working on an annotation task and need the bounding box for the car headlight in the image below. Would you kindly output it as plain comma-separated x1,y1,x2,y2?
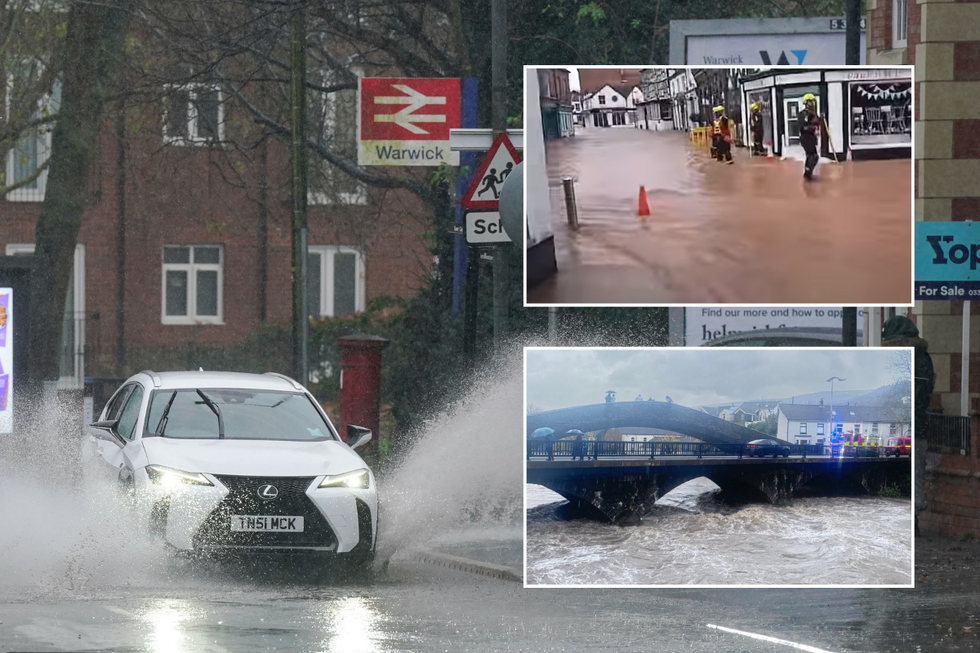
146,464,213,488
318,468,370,489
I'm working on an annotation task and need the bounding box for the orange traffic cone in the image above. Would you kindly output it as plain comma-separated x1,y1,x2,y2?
638,186,651,217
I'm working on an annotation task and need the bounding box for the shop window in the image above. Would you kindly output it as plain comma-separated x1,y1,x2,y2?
161,245,223,324
850,81,911,145
893,0,908,49
163,84,223,144
307,246,365,317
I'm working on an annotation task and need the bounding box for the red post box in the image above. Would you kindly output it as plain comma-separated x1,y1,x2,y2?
337,334,389,443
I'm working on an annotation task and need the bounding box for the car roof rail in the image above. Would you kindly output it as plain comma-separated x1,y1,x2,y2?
263,372,305,391
139,369,162,387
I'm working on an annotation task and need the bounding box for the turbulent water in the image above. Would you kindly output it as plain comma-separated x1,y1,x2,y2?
526,481,912,586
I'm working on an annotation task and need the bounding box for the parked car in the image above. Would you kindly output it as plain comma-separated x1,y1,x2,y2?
885,436,912,457
84,370,378,564
744,438,792,457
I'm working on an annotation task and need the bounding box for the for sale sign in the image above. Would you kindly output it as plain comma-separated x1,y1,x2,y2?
358,78,460,166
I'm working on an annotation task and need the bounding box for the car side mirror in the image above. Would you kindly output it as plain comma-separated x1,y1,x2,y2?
88,419,119,442
346,424,372,450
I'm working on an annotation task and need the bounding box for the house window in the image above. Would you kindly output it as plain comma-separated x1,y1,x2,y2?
872,422,879,435
893,0,908,48
799,440,809,445
854,424,861,434
5,63,61,202
799,423,807,435
817,423,825,436
307,246,365,317
310,67,366,205
890,423,897,436
163,84,223,144
598,95,606,105
161,245,223,324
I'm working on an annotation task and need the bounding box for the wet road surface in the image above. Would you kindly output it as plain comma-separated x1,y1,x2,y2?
527,127,912,305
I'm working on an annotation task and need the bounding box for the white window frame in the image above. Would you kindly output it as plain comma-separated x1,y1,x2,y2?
5,70,59,202
160,245,224,325
893,0,908,49
817,422,825,436
799,422,807,435
598,95,606,105
162,83,225,145
7,243,85,386
307,245,366,317
309,66,367,206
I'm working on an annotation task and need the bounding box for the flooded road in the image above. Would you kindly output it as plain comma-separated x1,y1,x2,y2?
527,128,911,305
526,481,912,586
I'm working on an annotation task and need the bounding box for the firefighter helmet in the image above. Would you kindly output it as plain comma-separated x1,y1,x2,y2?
802,93,816,103
750,102,760,111
713,105,724,113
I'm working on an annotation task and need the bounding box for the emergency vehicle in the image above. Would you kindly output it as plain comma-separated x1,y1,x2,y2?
885,435,912,457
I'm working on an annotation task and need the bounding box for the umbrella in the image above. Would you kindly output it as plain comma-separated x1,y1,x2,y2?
530,427,555,439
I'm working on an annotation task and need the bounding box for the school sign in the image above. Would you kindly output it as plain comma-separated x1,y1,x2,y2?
358,78,461,166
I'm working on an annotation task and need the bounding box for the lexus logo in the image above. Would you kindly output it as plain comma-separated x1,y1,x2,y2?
257,484,279,500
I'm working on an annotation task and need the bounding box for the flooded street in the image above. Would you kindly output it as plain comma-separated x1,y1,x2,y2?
527,128,911,305
526,482,912,586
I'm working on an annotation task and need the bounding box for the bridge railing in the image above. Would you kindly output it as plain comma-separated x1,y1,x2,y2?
526,439,905,461
925,412,971,455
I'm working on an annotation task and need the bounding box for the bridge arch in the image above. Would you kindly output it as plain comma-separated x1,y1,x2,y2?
527,401,780,446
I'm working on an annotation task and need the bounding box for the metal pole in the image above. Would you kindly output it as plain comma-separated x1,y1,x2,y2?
963,301,971,417
548,307,558,343
845,0,863,65
562,177,578,229
842,307,857,346
491,0,508,352
290,3,308,386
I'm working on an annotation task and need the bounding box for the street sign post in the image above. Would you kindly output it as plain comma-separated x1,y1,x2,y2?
461,132,521,210
358,78,461,166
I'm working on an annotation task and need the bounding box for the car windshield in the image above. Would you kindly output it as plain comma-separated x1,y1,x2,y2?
144,389,337,441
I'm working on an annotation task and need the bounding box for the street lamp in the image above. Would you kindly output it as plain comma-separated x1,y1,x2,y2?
827,376,845,441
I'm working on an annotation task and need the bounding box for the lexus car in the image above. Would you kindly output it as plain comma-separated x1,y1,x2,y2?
85,370,377,563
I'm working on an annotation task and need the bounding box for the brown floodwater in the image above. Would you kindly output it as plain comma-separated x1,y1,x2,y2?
527,127,912,305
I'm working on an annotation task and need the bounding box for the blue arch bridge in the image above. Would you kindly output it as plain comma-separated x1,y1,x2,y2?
527,401,911,524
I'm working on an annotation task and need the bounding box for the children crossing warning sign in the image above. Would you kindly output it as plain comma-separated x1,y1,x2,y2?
461,132,522,210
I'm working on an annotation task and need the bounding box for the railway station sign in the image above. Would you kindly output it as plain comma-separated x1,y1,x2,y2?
915,221,980,299
358,78,460,166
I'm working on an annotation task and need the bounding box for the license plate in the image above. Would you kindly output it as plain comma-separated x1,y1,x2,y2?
230,515,305,532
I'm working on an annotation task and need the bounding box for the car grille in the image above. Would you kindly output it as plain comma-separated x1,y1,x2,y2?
193,475,338,550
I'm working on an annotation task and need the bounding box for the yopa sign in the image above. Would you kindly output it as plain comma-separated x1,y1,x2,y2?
358,78,460,166
915,221,980,299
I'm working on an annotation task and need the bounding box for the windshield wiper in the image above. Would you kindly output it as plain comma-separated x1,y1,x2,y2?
196,389,225,439
155,390,179,436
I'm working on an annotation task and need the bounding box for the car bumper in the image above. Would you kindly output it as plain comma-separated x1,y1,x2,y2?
142,472,378,554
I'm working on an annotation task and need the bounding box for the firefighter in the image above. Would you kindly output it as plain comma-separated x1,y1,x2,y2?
749,102,766,156
710,105,722,158
799,93,821,180
712,106,734,164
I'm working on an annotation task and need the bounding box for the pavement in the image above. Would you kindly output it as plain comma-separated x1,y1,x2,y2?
526,127,912,305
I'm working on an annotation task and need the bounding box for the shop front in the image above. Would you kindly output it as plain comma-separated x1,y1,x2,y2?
739,67,911,163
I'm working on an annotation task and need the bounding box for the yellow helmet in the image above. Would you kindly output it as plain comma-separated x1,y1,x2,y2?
802,93,816,103
750,102,760,110
713,105,724,113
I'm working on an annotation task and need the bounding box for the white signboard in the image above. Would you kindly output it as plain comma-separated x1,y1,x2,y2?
0,288,12,433
466,212,511,244
685,32,866,65
686,306,867,346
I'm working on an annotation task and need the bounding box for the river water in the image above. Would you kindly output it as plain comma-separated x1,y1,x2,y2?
526,480,912,586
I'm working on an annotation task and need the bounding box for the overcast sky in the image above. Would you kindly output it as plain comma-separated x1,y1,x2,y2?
526,348,908,411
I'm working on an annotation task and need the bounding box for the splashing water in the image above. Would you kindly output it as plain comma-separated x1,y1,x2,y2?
377,363,524,562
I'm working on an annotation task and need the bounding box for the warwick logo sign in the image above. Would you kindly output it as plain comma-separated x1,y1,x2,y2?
759,49,808,65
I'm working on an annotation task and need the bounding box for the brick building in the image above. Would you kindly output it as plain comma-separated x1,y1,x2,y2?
875,0,980,536
1,70,434,386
